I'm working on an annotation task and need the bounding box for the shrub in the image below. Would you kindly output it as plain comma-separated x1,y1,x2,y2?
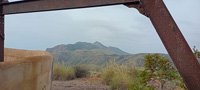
139,54,186,90
101,55,186,90
193,46,200,58
128,82,155,90
101,60,138,90
73,65,90,78
53,63,75,80
53,63,95,80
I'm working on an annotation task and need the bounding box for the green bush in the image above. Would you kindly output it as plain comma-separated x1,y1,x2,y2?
193,46,200,58
128,82,155,90
139,54,187,90
101,55,186,90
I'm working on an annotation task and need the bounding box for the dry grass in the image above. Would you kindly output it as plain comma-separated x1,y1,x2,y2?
53,63,75,80
53,63,91,80
101,60,138,90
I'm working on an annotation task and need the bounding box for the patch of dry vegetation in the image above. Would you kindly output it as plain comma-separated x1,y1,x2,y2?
101,60,138,90
53,63,75,80
53,63,90,80
53,54,187,90
100,54,186,90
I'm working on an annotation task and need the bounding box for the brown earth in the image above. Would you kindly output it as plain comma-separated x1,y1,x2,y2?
52,77,110,90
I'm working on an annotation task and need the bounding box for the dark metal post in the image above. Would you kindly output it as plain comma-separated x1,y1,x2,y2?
0,0,4,62
140,0,200,89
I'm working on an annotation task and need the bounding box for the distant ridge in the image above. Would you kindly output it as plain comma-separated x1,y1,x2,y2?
46,41,170,66
46,41,130,55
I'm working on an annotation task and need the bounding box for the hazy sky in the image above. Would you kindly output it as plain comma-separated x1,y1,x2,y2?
5,0,200,54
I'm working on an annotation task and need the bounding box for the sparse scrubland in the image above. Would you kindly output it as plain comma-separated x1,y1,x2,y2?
53,62,101,80
51,42,200,90
101,54,186,90
53,54,187,90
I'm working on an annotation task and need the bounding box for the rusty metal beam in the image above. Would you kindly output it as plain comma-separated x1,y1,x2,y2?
1,0,200,89
2,0,139,15
0,0,4,62
140,0,200,90
0,16,3,62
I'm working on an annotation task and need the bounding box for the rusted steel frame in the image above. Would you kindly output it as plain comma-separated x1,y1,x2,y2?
139,0,200,89
0,0,4,62
2,0,139,15
124,2,148,17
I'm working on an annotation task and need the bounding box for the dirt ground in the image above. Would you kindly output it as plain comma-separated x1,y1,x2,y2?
51,77,185,90
52,78,110,90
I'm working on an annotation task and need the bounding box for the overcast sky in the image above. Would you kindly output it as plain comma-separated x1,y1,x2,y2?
5,0,200,54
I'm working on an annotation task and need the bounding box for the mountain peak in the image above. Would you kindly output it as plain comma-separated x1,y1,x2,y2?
93,41,106,48
93,41,101,44
46,41,130,55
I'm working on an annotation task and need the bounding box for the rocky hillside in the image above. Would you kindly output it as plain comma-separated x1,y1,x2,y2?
47,41,129,55
46,41,170,66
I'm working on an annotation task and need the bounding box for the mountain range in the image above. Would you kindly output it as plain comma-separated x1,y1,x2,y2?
46,41,171,67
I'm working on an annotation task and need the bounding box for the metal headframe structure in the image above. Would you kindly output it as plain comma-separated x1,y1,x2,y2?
0,0,199,90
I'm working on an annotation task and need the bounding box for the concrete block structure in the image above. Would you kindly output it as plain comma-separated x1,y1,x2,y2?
0,48,53,90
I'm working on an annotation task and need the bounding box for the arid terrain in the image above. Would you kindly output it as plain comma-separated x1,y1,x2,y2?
52,77,110,90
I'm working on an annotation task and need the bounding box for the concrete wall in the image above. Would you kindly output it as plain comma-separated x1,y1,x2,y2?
0,48,53,90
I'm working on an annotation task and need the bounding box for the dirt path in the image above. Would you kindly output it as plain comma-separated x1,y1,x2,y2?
52,79,110,90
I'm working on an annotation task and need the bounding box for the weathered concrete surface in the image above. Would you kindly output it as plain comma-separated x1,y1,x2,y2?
0,48,53,90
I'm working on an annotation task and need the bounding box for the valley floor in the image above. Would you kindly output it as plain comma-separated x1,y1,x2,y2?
52,79,110,90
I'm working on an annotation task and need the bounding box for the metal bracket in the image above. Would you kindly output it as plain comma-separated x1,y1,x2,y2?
124,1,149,17
0,15,4,40
0,32,4,40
